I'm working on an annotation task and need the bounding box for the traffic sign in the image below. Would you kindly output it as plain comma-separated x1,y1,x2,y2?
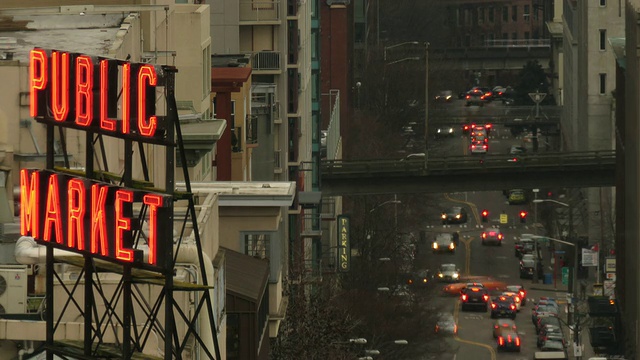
500,213,508,224
562,267,569,285
528,92,547,104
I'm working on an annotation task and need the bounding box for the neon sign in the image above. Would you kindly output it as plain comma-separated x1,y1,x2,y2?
20,169,171,267
29,48,165,143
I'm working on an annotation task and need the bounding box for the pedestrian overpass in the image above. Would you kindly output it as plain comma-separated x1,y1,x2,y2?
319,151,616,196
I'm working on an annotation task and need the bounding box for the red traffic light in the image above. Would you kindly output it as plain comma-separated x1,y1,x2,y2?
519,211,527,218
482,210,489,217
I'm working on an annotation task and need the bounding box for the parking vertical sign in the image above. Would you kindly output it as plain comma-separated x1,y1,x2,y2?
338,215,351,272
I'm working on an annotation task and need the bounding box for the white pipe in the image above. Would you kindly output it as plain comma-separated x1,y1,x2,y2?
14,236,218,359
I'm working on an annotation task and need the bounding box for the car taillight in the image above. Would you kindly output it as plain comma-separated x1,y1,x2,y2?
516,337,521,346
483,144,488,149
510,304,516,310
466,95,470,99
491,303,496,309
507,335,512,343
483,294,489,301
482,233,487,239
519,290,525,298
498,337,504,346
454,324,458,334
515,296,520,303
498,234,503,240
461,294,467,301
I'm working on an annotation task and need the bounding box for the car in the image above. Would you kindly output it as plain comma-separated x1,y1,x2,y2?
436,263,460,282
531,305,559,325
470,140,488,154
435,126,455,139
401,152,425,161
539,339,567,355
481,227,503,246
434,312,458,335
441,206,468,224
435,90,454,103
501,291,522,311
474,86,494,101
520,259,542,279
508,145,527,162
490,295,517,319
505,285,528,306
492,86,507,98
521,253,535,263
514,238,534,258
409,269,432,288
465,89,485,106
432,233,456,254
536,314,562,333
538,324,566,348
508,189,528,204
496,330,521,352
460,285,490,311
470,126,487,138
493,318,517,338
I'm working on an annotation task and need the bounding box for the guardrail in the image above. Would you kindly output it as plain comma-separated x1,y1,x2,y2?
320,151,616,177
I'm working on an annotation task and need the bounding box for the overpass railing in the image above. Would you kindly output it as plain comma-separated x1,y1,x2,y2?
320,151,616,177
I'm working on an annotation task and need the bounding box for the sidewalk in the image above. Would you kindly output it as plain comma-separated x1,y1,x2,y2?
527,268,600,359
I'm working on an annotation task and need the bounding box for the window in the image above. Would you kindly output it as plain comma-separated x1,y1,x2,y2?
480,34,485,46
600,29,606,50
244,233,271,259
488,7,494,22
600,0,606,6
478,7,484,24
465,34,471,47
525,32,530,40
524,5,530,20
512,5,517,21
502,6,508,22
202,45,211,100
599,73,606,95
512,32,518,40
503,33,509,40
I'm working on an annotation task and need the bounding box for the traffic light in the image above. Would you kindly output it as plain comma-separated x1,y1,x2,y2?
481,209,489,223
519,211,527,223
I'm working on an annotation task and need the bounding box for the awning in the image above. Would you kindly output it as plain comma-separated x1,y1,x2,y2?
224,248,269,303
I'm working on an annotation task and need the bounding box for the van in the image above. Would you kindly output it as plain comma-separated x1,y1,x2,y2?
533,351,567,359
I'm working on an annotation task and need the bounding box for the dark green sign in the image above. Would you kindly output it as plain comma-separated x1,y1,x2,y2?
337,215,350,272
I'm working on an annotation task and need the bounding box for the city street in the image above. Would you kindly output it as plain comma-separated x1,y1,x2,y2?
404,98,570,359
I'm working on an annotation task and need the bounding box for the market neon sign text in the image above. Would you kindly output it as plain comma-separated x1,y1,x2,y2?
29,48,165,142
20,169,171,266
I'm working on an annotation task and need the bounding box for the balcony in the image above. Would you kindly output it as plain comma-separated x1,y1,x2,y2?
240,0,281,24
252,51,281,71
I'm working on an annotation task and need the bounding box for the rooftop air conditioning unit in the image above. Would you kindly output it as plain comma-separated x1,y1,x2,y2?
0,265,28,314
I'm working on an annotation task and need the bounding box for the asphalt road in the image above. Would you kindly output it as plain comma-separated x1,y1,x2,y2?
405,98,567,360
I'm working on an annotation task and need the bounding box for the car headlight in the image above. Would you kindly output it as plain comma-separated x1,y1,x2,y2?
446,95,452,100
455,214,461,219
433,243,438,249
437,129,442,133
449,242,455,249
448,128,454,133
441,214,447,219
453,273,459,279
438,273,444,278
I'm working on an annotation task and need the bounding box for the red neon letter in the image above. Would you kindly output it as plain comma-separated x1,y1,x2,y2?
115,190,134,262
29,49,48,118
43,174,63,244
67,179,86,250
75,55,94,127
91,184,109,256
121,63,131,134
51,51,70,121
137,65,157,137
143,194,163,265
20,170,39,238
99,60,117,131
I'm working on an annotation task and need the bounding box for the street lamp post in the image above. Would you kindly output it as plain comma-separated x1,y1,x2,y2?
424,42,429,170
369,195,401,229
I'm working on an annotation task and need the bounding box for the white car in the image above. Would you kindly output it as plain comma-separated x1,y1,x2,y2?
437,263,460,282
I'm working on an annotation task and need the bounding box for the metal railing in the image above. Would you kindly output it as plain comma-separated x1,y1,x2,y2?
252,51,280,70
320,151,616,176
484,39,550,48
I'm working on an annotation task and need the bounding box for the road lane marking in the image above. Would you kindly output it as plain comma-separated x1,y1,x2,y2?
461,236,473,275
452,301,497,360
444,193,480,224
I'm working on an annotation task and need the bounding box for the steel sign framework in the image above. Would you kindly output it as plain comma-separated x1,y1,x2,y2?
27,49,221,359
